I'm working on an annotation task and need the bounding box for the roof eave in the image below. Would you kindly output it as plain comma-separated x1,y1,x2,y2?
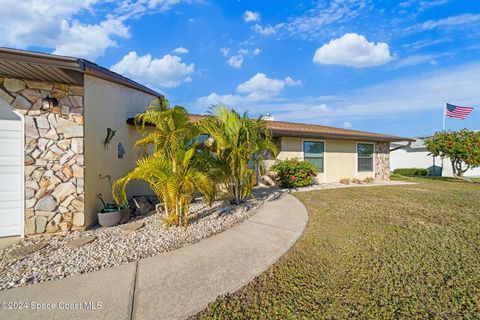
0,47,163,97
271,129,414,142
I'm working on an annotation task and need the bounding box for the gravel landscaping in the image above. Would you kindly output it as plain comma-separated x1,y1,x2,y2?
0,190,276,291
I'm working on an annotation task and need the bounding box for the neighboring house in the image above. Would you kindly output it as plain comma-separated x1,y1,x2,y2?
391,137,480,177
0,48,161,237
140,115,411,183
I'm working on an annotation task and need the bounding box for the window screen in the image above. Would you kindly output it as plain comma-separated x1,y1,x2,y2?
357,143,374,171
303,141,324,172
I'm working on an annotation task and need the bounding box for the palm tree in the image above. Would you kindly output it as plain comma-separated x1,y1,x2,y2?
113,147,213,226
113,98,214,226
134,98,198,159
199,104,278,205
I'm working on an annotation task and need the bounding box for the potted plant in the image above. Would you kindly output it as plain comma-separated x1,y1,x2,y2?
96,194,131,227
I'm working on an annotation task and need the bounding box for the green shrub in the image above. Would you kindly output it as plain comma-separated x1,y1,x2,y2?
271,158,317,188
393,168,429,176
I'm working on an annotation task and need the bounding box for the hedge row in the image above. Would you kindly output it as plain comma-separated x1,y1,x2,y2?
393,168,429,176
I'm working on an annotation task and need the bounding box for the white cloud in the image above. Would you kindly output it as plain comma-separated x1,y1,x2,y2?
244,10,260,22
313,33,393,68
419,0,449,11
195,73,300,107
310,104,329,112
237,73,301,100
314,63,480,123
115,0,202,19
393,54,441,68
196,93,244,107
53,18,130,60
220,47,230,56
342,121,352,128
399,0,449,10
227,55,244,68
282,63,480,123
402,38,450,50
409,14,480,32
194,62,480,132
111,51,194,88
0,0,199,60
253,24,276,36
172,47,189,54
225,48,262,68
276,0,368,40
0,0,98,48
0,0,130,60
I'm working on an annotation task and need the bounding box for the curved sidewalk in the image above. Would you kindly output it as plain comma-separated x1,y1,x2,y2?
0,193,308,320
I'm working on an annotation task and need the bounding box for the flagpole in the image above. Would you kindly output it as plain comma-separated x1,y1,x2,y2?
442,101,446,131
441,101,446,176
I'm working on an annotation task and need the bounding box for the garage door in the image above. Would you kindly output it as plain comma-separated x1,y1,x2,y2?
0,112,23,237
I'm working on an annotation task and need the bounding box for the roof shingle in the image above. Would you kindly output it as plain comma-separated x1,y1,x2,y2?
183,114,412,142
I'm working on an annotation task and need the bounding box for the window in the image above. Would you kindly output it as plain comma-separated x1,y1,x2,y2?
357,143,374,171
303,141,324,172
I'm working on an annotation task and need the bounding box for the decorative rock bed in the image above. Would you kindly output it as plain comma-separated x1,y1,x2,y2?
0,191,277,291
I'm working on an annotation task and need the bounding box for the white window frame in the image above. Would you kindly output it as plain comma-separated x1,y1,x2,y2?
356,142,376,173
301,139,326,174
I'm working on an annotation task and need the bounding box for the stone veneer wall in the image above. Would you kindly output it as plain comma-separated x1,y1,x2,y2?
375,142,390,181
0,77,85,235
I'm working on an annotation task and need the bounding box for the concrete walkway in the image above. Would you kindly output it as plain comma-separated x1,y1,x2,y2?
0,193,308,320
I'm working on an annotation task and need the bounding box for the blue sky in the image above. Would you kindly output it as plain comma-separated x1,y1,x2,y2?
1,0,480,137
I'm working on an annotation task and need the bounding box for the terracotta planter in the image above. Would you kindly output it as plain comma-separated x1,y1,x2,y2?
98,208,131,227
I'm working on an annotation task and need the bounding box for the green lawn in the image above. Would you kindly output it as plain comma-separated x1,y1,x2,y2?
193,177,480,319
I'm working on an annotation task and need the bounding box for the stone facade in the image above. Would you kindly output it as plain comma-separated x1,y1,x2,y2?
0,77,85,234
375,142,390,181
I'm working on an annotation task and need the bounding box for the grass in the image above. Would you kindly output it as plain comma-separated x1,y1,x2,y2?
192,177,480,319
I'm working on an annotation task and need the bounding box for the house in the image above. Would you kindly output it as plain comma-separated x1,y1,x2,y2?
0,48,162,237
0,48,412,238
391,136,480,177
180,115,412,183
264,120,413,182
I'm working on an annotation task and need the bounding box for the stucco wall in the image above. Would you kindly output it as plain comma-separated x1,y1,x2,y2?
83,75,156,227
276,137,387,183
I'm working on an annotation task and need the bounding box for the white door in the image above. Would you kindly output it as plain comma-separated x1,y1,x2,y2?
0,105,23,237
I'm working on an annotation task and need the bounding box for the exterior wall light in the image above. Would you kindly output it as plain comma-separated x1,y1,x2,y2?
41,97,58,110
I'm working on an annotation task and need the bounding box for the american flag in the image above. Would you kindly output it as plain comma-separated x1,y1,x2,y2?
445,103,474,120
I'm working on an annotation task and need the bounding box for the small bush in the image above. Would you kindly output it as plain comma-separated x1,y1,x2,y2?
352,178,362,184
271,158,317,188
340,178,350,185
363,177,374,183
393,168,429,176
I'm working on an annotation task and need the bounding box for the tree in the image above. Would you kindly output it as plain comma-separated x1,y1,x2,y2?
113,98,214,226
199,104,278,204
424,129,480,179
